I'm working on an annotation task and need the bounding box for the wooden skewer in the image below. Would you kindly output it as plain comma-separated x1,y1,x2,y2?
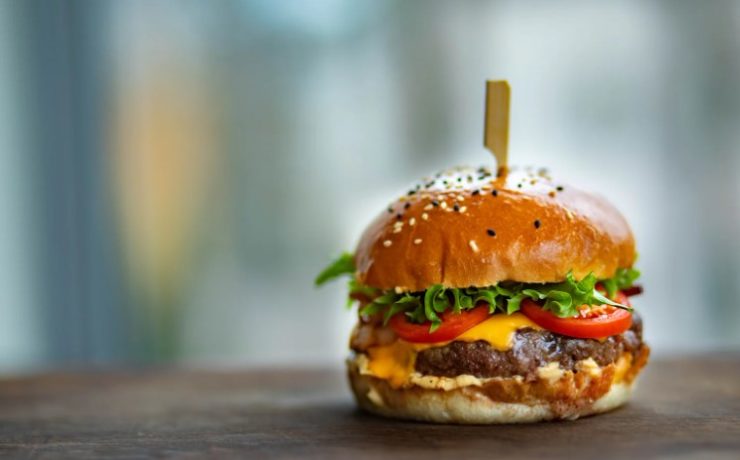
483,80,511,175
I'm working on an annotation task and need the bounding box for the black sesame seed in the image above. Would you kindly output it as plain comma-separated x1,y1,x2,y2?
467,175,473,183
457,177,462,182
431,200,439,207
443,180,448,185
396,213,403,221
415,184,421,191
517,183,522,188
404,202,411,209
492,189,498,197
556,186,564,192
387,206,393,213
426,181,435,188
487,229,496,237
408,190,416,196
472,190,480,196
453,203,460,212
534,219,541,229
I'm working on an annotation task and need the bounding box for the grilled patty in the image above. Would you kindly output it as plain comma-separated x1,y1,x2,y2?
415,314,644,381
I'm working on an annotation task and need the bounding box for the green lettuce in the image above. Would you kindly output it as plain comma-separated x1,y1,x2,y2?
316,253,640,330
602,267,641,298
314,252,355,286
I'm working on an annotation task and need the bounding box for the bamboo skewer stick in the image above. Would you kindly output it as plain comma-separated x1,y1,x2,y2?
483,80,511,174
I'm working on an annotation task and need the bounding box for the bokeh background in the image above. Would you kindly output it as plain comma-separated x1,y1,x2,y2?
1,0,738,372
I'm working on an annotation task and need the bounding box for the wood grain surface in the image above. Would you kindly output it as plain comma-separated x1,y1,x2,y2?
0,354,738,459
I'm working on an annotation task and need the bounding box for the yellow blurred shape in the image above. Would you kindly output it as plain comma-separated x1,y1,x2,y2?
111,69,215,313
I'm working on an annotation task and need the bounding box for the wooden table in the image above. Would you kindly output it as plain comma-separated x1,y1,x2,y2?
0,354,738,459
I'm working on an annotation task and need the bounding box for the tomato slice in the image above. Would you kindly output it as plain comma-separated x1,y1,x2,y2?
520,291,633,339
621,285,643,297
388,305,490,343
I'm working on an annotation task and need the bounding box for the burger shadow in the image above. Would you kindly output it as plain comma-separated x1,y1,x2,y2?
328,405,620,456
246,398,735,459
369,405,672,456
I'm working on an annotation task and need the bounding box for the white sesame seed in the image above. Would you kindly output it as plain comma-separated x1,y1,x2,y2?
383,240,392,247
424,204,433,211
456,195,465,202
440,201,448,209
421,213,429,221
394,286,403,294
393,227,402,233
480,185,491,191
459,206,467,213
414,238,422,245
469,240,479,253
409,218,416,226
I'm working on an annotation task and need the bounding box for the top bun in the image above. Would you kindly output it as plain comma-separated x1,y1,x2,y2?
354,166,635,292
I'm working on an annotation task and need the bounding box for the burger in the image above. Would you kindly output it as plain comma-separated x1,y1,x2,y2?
316,165,648,424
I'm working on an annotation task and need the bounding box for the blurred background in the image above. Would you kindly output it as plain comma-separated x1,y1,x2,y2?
0,0,738,372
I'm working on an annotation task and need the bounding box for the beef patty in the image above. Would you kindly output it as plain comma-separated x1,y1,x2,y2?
415,314,644,381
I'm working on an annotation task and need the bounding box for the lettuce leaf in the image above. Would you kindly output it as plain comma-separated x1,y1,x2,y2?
314,252,355,286
315,252,640,329
602,267,641,298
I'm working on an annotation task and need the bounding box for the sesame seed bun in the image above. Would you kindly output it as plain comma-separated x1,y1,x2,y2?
354,166,635,292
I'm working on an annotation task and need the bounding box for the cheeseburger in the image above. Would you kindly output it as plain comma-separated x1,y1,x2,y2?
316,165,648,424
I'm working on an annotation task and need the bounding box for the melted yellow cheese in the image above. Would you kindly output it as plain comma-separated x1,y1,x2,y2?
366,340,416,388
613,354,632,383
456,313,541,349
364,313,540,388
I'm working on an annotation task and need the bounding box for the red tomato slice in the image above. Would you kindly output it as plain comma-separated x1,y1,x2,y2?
621,285,643,297
388,305,490,343
520,291,632,339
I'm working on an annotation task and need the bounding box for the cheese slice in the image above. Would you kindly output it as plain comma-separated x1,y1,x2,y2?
456,312,540,349
364,313,540,388
366,340,416,388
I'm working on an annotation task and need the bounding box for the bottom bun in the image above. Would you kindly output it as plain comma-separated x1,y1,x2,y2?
347,348,648,424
